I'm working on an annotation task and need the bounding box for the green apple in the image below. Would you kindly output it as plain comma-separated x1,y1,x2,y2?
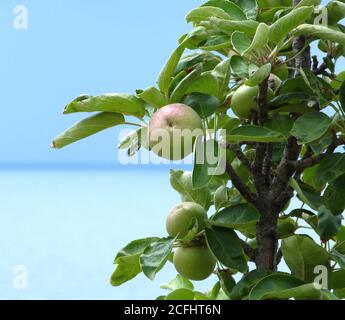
148,103,203,160
166,202,208,239
231,85,274,119
173,245,216,281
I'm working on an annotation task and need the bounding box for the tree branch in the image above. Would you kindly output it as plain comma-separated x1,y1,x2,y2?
240,239,256,262
269,137,301,204
227,144,251,170
295,136,344,172
225,163,263,211
263,143,273,188
252,79,270,196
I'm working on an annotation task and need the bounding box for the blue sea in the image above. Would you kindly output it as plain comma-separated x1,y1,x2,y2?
0,167,217,300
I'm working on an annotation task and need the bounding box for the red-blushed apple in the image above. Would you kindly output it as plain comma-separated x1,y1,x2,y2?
166,202,208,239
173,245,216,281
148,103,203,160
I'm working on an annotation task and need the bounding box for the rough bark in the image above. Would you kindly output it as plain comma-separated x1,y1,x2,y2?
254,0,310,271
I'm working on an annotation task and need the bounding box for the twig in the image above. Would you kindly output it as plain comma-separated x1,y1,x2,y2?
227,144,252,170
240,239,257,262
225,163,262,211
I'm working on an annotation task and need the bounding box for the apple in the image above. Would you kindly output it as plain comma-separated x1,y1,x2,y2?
231,85,274,119
173,245,216,281
148,103,203,160
166,202,208,239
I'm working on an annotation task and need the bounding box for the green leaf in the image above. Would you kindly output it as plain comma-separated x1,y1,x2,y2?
205,225,248,273
249,274,327,300
175,52,221,76
140,237,176,280
269,92,310,107
227,125,285,143
280,76,314,95
63,94,145,119
115,237,160,260
170,64,203,103
110,237,161,286
165,288,196,300
291,112,332,144
334,226,345,254
137,87,167,108
203,18,259,36
289,178,322,211
331,250,345,269
200,35,232,51
160,275,194,292
278,218,298,239
235,0,258,20
192,138,225,189
230,55,248,78
230,270,272,300
315,153,345,185
329,269,345,289
256,0,292,8
211,203,260,236
158,45,185,95
170,170,212,210
269,6,314,44
295,0,320,8
327,1,345,24
231,31,252,55
202,0,247,20
216,270,236,297
318,205,343,240
185,72,220,97
244,23,269,54
52,112,125,149
294,24,345,46
281,235,330,282
186,6,231,24
183,93,219,119
245,63,272,86
339,81,345,113
210,58,231,99
265,115,294,137
324,174,345,215
110,255,141,287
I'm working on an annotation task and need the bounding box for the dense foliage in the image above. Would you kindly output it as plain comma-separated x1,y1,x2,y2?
53,0,345,300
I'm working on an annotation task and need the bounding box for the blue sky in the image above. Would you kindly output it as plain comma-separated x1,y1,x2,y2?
0,0,203,166
0,0,341,167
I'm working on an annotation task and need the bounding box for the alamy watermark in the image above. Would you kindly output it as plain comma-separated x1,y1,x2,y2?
118,127,227,176
0,4,29,30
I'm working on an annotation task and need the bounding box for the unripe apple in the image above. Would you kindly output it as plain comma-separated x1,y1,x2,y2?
148,103,203,160
231,85,274,119
173,245,216,281
166,202,208,239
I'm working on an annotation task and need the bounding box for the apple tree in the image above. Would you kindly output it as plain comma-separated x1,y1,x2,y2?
53,0,345,300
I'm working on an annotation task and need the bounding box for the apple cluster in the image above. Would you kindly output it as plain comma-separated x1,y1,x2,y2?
166,202,216,281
